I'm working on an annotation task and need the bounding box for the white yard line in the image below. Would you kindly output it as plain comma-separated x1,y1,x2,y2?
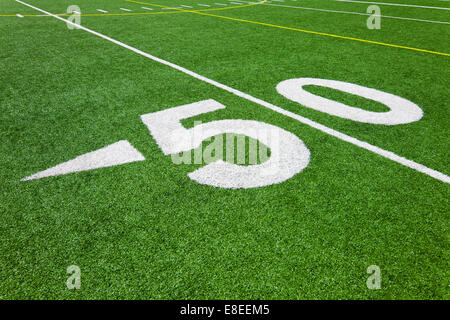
198,4,211,6
141,6,153,10
120,8,132,12
16,13,24,17
180,5,193,8
15,0,450,184
254,2,450,24
96,9,108,13
215,3,228,5
335,0,450,10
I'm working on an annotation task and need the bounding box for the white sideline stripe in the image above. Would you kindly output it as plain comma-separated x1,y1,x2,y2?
15,0,450,185
120,8,132,11
335,0,450,10
255,2,450,24
96,9,108,13
198,4,211,6
141,6,153,10
16,14,24,17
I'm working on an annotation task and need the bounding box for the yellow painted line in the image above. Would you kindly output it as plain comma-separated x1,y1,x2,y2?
0,0,265,17
127,0,266,13
132,0,450,57
197,12,450,56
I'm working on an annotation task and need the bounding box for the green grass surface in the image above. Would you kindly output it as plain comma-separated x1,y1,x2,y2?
0,0,449,299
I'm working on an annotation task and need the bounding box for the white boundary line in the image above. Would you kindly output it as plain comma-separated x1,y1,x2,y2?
16,13,24,18
335,0,450,10
15,0,450,184
96,9,108,13
253,2,450,24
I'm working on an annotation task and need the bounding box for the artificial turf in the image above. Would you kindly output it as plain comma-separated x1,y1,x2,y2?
0,0,449,299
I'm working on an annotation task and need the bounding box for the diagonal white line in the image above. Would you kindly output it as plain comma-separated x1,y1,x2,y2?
335,0,450,10
15,0,450,184
249,1,450,24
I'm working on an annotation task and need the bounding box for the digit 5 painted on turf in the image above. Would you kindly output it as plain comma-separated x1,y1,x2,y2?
141,99,310,189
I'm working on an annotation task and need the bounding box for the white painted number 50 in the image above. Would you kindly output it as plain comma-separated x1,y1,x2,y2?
142,78,424,189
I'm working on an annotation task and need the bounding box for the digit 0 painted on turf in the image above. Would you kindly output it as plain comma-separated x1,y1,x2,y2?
276,78,423,125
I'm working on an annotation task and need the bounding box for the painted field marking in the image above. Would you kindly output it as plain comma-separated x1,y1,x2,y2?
120,8,132,11
215,3,228,5
335,0,450,10
180,5,193,8
198,4,211,6
22,141,145,181
16,13,24,17
15,0,450,184
97,9,108,13
129,0,450,56
0,0,265,17
253,1,450,24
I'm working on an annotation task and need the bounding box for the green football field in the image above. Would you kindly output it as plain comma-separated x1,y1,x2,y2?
1,0,449,299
